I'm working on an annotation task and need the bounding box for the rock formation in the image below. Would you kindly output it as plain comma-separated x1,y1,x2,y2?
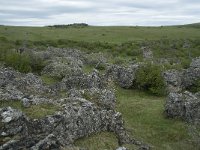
163,57,200,123
0,48,149,150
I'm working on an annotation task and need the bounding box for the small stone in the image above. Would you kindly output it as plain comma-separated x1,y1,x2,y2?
116,147,127,150
22,98,30,108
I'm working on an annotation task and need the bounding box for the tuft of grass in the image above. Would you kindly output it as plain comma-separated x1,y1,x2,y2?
82,65,94,74
74,132,119,150
41,75,61,85
116,87,198,150
0,100,59,119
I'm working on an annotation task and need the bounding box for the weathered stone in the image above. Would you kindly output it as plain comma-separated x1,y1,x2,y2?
164,57,200,123
21,98,31,108
165,91,200,123
41,57,83,78
0,107,23,123
163,69,183,93
105,64,139,88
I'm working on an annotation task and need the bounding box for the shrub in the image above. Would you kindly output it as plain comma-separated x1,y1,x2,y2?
186,79,200,93
135,63,166,96
5,50,32,73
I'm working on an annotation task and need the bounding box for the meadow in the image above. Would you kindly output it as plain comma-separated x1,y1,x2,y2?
1,25,200,43
0,24,200,149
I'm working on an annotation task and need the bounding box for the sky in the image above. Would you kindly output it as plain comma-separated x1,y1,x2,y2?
0,0,199,26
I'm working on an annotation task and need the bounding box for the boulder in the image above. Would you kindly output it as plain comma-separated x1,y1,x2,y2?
164,57,200,123
165,91,200,123
105,64,139,88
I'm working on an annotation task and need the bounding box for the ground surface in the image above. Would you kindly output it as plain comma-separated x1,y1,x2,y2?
1,25,200,43
74,88,197,150
0,24,200,149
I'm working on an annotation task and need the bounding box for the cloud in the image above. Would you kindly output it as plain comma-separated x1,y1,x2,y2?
0,0,199,26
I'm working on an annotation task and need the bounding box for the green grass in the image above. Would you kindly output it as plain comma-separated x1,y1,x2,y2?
1,26,200,43
116,88,197,150
83,65,94,74
0,100,59,119
41,75,61,85
74,132,138,150
74,132,119,150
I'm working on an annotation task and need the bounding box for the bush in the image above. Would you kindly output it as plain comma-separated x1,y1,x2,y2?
5,50,32,73
186,79,200,93
135,63,166,96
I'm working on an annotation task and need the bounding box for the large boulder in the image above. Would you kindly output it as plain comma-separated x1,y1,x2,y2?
163,69,183,93
164,57,200,123
105,64,140,88
165,91,200,123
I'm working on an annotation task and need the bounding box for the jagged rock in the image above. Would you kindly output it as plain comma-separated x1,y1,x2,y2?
0,98,142,149
0,107,23,123
0,51,148,149
83,88,116,110
163,69,183,93
41,57,83,78
0,86,24,100
182,57,200,88
21,98,31,108
30,134,61,150
61,70,107,90
85,52,108,68
164,57,200,92
105,64,139,88
165,91,200,123
164,57,200,123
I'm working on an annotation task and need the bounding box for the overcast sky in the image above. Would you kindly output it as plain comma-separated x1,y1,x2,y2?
0,0,199,26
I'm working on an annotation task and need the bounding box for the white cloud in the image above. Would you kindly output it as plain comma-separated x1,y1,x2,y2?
0,0,199,26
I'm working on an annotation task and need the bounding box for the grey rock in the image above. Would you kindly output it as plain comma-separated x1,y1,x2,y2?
41,57,83,78
21,98,30,108
0,107,23,123
163,69,183,93
164,57,200,123
105,64,139,88
165,91,200,123
116,147,127,150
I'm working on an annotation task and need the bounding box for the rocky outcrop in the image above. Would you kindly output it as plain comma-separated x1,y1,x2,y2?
105,64,140,88
164,57,200,123
0,98,143,149
61,69,108,90
41,57,83,78
165,91,200,122
0,65,148,149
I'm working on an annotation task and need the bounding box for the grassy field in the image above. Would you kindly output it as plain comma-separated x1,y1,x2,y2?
0,24,199,149
1,25,200,43
75,88,198,150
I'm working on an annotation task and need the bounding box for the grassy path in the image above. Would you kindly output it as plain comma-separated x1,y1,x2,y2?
116,88,196,150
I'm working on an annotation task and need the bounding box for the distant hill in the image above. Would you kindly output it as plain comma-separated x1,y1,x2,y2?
178,22,200,28
47,23,89,28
